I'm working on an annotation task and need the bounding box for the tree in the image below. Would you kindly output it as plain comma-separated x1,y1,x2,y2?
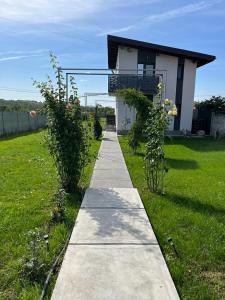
195,96,225,112
33,54,89,193
93,105,102,140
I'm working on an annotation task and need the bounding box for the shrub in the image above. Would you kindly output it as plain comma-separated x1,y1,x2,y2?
33,54,89,193
93,106,102,140
128,122,140,154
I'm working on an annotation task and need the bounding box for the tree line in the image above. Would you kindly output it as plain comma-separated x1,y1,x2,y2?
0,99,115,116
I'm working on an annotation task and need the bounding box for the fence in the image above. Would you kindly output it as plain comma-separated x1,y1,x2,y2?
210,112,225,137
0,111,47,137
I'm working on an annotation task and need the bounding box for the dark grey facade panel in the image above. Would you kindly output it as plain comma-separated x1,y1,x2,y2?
138,49,156,65
174,58,185,130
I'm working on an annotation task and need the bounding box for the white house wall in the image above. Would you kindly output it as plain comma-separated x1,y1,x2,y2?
155,54,178,130
115,47,197,132
180,59,196,131
116,46,137,132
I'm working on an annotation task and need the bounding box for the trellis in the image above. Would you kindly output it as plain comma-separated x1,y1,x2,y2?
58,67,166,126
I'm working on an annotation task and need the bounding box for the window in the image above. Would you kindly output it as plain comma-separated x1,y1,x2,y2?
137,64,154,75
145,64,154,76
138,64,144,75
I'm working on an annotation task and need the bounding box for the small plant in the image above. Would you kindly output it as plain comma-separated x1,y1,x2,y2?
128,122,140,153
21,229,45,282
51,189,66,222
93,106,102,140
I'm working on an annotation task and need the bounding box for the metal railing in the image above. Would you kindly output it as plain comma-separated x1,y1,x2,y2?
108,74,159,94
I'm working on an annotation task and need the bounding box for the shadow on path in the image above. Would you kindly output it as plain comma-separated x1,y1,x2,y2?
82,188,154,243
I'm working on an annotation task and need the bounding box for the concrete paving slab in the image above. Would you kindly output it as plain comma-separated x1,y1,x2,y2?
97,153,125,161
92,169,131,181
94,158,126,167
51,245,180,300
99,144,122,150
70,208,157,244
90,179,133,188
96,154,125,162
94,162,126,170
81,188,144,208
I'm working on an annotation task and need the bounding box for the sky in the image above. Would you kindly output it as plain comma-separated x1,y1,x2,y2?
0,0,225,106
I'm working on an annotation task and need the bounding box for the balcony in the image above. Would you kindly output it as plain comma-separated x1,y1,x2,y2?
108,74,159,95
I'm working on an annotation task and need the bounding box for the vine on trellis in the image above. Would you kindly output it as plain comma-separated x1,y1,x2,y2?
144,83,177,193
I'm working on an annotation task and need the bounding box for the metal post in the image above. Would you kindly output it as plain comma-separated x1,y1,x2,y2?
66,73,69,102
57,67,61,100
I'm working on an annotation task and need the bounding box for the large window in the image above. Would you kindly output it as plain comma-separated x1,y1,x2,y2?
137,64,154,75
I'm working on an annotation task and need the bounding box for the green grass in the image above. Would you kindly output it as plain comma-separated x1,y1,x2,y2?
119,136,225,300
0,131,101,300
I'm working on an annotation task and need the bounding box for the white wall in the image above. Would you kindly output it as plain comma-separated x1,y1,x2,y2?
155,54,178,130
115,48,197,132
180,59,196,131
116,46,137,132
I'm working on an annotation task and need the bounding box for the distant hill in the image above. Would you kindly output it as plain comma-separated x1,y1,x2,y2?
0,99,115,117
0,99,43,112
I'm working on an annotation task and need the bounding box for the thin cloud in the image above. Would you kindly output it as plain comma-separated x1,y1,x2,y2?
0,0,158,24
0,49,49,56
0,0,102,23
98,0,223,36
0,54,46,62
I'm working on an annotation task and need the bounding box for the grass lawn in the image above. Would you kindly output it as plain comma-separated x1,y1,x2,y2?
119,136,225,300
0,131,101,300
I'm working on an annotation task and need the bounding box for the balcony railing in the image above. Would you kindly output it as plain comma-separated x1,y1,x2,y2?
108,74,159,95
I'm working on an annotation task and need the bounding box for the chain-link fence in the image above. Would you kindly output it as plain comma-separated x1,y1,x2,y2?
0,111,47,137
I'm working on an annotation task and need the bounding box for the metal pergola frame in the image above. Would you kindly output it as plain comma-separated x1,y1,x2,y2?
58,67,167,102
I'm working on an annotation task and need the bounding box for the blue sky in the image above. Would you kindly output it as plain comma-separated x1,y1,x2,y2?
0,0,225,106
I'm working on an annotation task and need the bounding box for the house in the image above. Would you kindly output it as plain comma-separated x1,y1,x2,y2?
107,35,215,133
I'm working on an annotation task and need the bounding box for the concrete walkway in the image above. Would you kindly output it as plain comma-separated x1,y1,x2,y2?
51,131,179,300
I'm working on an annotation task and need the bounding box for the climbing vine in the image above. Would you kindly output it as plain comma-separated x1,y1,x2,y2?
117,88,152,153
144,83,177,193
118,84,177,193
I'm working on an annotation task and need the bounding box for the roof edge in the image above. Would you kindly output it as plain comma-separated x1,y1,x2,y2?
107,35,216,69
